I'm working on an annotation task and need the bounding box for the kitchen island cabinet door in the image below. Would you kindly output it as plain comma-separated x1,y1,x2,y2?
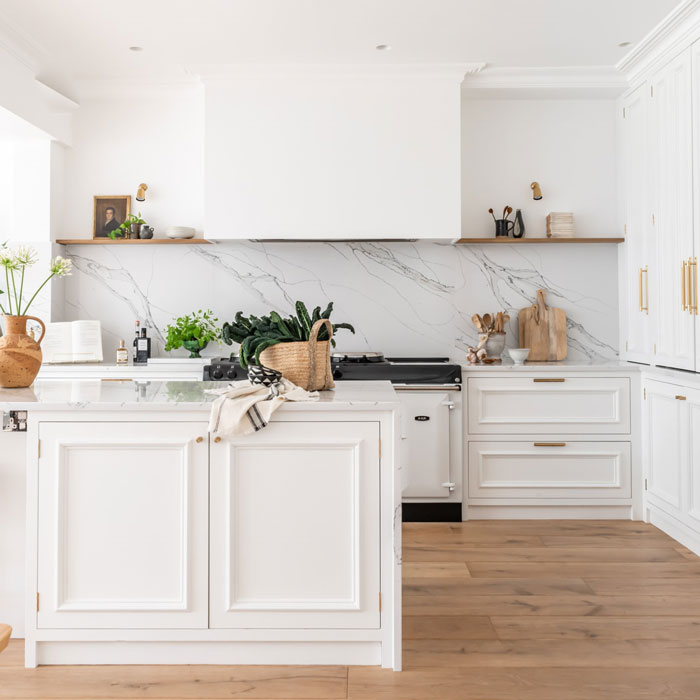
209,421,381,629
36,421,209,629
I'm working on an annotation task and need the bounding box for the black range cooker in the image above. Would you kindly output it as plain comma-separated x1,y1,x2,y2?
203,352,461,387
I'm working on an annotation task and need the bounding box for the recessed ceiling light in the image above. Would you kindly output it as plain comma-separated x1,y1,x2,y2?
129,46,143,52
375,44,391,51
618,41,631,48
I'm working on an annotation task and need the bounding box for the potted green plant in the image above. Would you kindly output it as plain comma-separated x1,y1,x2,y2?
109,212,147,240
222,301,355,390
164,309,221,358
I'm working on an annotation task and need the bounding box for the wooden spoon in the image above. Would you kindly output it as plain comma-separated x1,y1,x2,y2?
472,314,484,332
482,313,492,330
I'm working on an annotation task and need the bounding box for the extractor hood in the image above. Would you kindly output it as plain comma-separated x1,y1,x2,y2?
202,65,473,241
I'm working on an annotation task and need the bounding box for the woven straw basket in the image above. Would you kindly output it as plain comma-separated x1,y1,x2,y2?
258,319,335,391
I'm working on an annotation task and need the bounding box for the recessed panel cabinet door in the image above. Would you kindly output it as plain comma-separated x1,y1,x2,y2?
650,48,695,370
621,84,652,363
645,383,686,518
210,421,381,629
37,422,209,629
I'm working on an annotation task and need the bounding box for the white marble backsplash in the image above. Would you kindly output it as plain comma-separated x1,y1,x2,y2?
61,241,619,363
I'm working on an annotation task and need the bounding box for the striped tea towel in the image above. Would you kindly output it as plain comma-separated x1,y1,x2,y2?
206,378,319,437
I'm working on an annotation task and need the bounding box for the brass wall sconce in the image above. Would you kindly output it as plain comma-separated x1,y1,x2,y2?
530,182,543,200
136,183,148,202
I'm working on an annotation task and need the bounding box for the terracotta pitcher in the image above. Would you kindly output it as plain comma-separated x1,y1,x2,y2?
0,316,46,388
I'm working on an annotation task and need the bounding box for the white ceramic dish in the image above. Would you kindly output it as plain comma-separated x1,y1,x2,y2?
165,226,196,239
508,348,530,365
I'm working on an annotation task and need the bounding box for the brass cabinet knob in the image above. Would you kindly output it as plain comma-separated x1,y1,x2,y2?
214,436,222,443
195,436,204,443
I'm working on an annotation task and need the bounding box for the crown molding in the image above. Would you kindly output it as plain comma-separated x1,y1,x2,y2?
461,66,627,99
194,62,484,83
616,0,700,82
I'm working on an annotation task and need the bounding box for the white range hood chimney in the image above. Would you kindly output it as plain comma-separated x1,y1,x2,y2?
202,65,478,241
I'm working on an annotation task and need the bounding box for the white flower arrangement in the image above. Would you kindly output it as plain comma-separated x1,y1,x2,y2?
0,242,73,316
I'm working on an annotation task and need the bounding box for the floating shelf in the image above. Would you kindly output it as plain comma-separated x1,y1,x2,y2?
55,238,211,245
455,237,624,244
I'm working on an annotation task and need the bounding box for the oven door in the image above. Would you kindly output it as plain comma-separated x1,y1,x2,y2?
397,389,455,498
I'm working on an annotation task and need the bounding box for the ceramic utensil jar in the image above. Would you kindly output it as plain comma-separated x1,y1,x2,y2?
0,315,46,387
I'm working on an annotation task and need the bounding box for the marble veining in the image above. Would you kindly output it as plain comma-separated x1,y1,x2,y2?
62,241,619,362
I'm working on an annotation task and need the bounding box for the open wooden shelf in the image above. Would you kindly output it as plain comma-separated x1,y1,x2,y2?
55,238,211,245
455,237,624,244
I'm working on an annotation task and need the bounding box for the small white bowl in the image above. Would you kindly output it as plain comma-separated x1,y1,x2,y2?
165,226,196,239
508,348,530,365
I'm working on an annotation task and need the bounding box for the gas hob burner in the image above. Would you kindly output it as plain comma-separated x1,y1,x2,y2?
331,352,387,364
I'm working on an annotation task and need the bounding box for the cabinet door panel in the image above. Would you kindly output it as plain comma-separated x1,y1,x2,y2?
37,422,209,629
210,421,380,629
645,383,685,515
621,84,652,362
687,396,700,525
651,49,695,370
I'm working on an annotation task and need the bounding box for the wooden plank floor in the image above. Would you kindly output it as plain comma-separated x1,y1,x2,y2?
4,520,700,698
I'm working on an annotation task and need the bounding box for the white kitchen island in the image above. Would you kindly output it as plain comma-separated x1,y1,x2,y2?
0,380,401,669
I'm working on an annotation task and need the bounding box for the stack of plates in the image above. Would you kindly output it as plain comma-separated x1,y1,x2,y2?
546,212,575,238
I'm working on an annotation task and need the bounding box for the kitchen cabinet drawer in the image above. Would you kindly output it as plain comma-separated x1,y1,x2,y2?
468,441,631,499
467,377,630,434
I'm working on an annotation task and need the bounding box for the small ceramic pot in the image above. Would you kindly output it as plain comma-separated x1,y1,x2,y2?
182,339,208,358
139,225,154,239
0,315,46,387
484,332,506,359
129,223,141,239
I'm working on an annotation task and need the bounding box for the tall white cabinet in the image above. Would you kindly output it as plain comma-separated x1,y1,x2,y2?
621,44,700,371
620,84,651,363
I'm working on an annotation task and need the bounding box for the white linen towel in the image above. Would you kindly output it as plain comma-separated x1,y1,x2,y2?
207,378,319,437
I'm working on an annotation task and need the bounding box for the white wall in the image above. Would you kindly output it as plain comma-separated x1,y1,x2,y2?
461,98,618,238
57,86,204,238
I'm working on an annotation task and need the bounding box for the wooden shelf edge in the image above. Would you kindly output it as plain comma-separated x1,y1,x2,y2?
55,238,211,245
455,237,624,244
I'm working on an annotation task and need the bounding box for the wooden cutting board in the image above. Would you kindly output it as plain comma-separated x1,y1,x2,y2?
518,289,567,361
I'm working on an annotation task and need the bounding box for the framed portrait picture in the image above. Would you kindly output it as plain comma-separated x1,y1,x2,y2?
93,195,131,239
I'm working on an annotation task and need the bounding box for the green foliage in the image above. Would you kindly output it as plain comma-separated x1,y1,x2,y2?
109,212,147,240
222,300,355,369
164,309,221,353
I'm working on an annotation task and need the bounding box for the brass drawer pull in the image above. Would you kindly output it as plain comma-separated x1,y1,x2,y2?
214,436,222,443
676,395,687,401
534,442,567,447
195,436,204,443
533,378,566,383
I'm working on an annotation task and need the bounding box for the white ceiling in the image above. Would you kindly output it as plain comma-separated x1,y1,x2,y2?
0,0,682,87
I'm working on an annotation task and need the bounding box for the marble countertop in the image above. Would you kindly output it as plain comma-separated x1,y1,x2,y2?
0,380,399,412
462,359,640,372
38,358,207,379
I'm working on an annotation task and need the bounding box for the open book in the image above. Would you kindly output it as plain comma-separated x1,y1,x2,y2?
42,320,104,364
